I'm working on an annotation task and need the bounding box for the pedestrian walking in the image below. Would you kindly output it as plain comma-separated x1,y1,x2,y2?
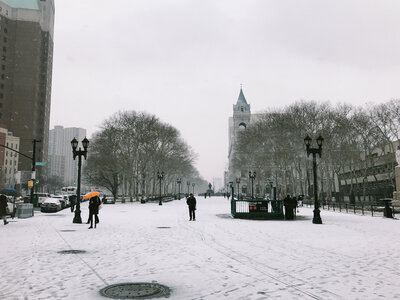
186,193,196,221
0,194,8,225
69,194,76,212
291,196,297,218
284,194,293,220
88,195,101,229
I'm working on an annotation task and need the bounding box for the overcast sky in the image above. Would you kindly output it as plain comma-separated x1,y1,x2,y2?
51,0,400,182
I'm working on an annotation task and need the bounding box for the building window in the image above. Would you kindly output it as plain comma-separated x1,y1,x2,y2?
1,55,5,61
4,27,7,33
3,37,7,43
1,65,4,70
2,46,5,52
0,93,3,98
1,74,4,80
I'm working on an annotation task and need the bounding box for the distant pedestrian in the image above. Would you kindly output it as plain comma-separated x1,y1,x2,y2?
186,193,197,221
88,195,101,229
284,194,293,220
0,194,8,225
69,194,76,212
204,193,207,198
291,196,298,218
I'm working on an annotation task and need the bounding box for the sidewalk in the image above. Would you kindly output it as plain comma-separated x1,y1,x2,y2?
1,197,400,299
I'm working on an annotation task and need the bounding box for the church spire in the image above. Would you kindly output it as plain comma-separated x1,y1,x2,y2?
237,86,248,105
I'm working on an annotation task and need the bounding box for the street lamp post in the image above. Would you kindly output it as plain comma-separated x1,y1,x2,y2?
71,137,89,224
249,171,256,199
304,135,324,224
236,178,241,200
157,171,164,205
192,182,195,194
177,178,182,200
187,181,190,196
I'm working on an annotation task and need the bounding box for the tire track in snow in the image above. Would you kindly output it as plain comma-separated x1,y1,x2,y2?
179,217,341,300
53,226,109,286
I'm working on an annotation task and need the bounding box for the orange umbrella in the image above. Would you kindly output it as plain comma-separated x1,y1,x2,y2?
82,191,100,200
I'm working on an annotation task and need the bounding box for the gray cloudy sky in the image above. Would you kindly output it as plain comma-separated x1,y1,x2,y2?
51,0,400,182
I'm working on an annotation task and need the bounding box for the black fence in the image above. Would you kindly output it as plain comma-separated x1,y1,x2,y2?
302,200,399,218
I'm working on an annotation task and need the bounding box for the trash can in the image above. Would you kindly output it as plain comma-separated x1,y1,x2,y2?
17,203,34,218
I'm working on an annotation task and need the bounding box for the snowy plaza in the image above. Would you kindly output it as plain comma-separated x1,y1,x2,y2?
1,196,400,300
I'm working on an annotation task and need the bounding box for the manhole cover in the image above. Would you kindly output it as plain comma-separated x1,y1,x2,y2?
59,230,76,232
100,282,170,299
156,227,171,229
58,250,86,254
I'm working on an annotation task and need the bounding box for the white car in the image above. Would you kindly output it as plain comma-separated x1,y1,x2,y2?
34,193,51,207
6,197,16,218
50,195,70,209
40,198,62,212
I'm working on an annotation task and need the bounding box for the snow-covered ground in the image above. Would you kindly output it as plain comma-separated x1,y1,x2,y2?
1,196,399,300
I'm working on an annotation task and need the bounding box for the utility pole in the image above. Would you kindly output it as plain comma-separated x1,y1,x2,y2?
30,139,41,204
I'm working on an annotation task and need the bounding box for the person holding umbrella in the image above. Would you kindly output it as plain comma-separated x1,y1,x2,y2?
0,194,9,225
88,195,101,229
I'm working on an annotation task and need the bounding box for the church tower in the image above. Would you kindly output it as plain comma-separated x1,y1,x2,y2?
227,88,251,185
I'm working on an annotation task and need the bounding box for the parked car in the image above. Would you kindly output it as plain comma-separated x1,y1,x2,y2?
6,197,16,218
34,193,51,207
41,198,62,212
50,195,70,209
102,196,115,204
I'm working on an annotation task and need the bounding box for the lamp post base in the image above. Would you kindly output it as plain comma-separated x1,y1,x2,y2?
312,209,322,224
73,209,82,223
159,201,162,206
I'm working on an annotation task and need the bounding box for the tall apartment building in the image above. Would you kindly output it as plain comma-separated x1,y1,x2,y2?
0,126,19,187
48,126,87,186
0,0,55,172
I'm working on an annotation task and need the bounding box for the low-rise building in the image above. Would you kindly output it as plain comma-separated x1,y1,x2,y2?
0,127,19,187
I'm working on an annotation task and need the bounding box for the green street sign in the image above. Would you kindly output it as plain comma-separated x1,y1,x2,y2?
35,162,47,166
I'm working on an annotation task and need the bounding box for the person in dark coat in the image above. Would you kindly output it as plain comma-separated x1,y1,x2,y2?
0,194,8,225
284,194,293,220
291,196,298,218
88,195,101,229
186,193,197,221
69,194,76,212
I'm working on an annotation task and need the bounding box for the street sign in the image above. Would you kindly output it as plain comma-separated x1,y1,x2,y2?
35,162,47,166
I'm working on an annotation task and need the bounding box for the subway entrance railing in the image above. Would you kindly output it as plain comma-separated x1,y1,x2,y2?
231,198,284,219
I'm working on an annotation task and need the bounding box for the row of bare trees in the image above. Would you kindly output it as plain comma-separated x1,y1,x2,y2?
83,111,207,201
232,100,400,201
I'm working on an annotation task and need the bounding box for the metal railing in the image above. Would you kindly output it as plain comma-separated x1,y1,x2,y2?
302,200,398,217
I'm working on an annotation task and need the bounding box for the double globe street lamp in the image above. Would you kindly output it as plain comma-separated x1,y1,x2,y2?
236,177,241,200
71,137,89,224
249,171,256,199
304,135,324,224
